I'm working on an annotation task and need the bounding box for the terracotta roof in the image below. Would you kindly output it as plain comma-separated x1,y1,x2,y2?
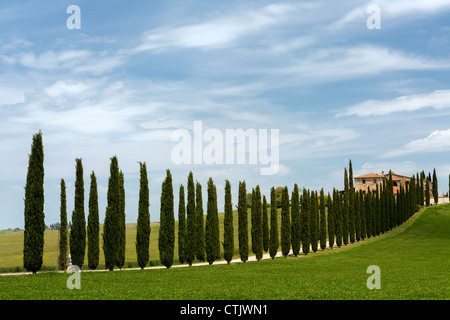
354,173,383,179
384,172,411,179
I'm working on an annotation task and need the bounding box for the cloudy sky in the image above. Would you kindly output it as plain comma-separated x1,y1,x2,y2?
1,0,450,229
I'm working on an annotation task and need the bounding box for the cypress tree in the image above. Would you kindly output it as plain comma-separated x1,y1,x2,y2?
348,160,355,244
380,180,386,234
366,187,372,238
359,190,366,240
343,168,349,245
195,181,205,261
327,192,334,249
388,171,395,229
409,177,416,215
103,156,120,271
432,168,438,204
425,177,431,206
223,180,234,264
280,186,290,257
116,170,126,269
205,177,220,264
311,191,319,252
269,187,279,259
136,162,150,269
291,184,301,256
238,181,248,262
262,195,269,253
178,184,186,264
23,131,45,274
251,185,263,261
301,188,311,254
58,179,68,271
319,188,327,250
70,158,86,269
374,184,380,235
87,172,99,270
420,174,424,207
250,188,256,255
354,187,361,241
159,169,174,268
185,172,196,266
334,189,343,247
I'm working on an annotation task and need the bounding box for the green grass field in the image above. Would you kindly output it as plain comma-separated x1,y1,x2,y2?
0,209,265,272
1,204,449,300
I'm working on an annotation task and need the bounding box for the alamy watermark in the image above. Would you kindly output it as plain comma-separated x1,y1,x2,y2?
66,5,81,30
366,265,381,290
171,121,280,175
66,265,81,290
367,5,381,30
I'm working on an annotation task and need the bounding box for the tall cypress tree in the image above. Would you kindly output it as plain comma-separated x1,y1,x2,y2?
185,172,196,266
310,191,319,252
262,195,269,253
205,177,220,264
116,170,126,269
348,160,355,244
238,181,248,262
343,168,349,245
87,172,99,270
58,179,68,271
251,186,263,261
319,188,327,250
291,184,301,256
103,156,120,271
334,189,343,247
327,192,334,249
23,131,45,274
195,181,205,261
359,190,366,240
223,180,234,264
178,184,186,264
376,184,382,235
281,186,291,257
388,171,395,230
420,174,425,207
301,188,311,254
269,187,279,259
432,168,438,204
159,169,175,268
355,186,361,242
365,187,372,238
70,158,86,269
136,162,150,269
425,177,431,206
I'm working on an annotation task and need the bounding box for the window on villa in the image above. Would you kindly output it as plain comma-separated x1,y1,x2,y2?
362,179,365,184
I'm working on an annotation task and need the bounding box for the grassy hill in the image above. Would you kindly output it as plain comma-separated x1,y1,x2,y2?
0,204,449,299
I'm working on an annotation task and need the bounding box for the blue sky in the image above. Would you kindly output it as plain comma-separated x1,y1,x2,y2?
1,0,450,229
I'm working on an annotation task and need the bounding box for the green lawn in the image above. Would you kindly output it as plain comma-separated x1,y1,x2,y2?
1,204,449,300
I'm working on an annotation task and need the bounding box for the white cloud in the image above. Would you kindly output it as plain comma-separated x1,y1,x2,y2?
383,129,450,157
0,85,26,105
44,81,91,97
135,3,296,51
340,89,450,117
281,45,448,84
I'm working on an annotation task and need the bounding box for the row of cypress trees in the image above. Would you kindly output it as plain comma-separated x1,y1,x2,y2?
57,156,132,271
23,131,439,272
